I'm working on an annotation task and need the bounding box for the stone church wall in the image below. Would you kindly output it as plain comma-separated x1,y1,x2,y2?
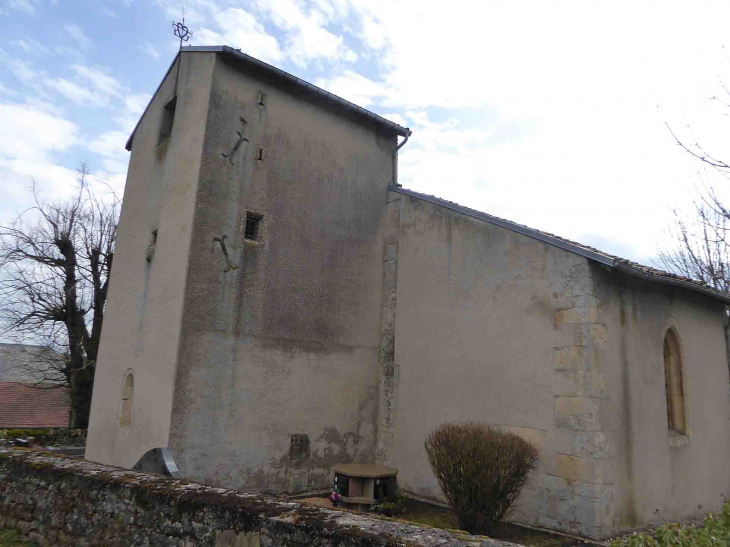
382,190,730,539
166,54,397,493
383,192,613,537
593,268,730,532
87,52,217,469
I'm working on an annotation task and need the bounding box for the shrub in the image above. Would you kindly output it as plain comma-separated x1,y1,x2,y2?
424,421,540,535
371,494,408,517
611,501,730,546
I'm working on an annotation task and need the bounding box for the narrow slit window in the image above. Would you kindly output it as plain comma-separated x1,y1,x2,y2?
244,213,262,242
158,96,177,145
118,372,134,426
663,329,686,434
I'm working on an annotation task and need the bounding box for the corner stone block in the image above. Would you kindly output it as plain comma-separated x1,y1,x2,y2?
554,454,612,484
383,241,399,262
539,474,570,499
554,397,601,430
554,346,585,370
499,426,546,456
591,324,608,348
569,276,594,297
554,370,579,397
554,323,589,347
555,306,598,327
572,431,614,459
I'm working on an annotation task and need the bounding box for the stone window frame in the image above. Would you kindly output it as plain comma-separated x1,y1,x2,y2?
157,95,178,146
663,327,689,447
240,209,267,246
118,369,134,427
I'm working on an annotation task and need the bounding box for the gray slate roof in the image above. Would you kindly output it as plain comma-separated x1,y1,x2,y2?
392,187,730,305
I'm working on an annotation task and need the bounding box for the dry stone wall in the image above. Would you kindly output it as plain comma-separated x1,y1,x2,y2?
0,449,514,547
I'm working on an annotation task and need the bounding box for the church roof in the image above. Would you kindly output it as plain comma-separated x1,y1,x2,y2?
125,45,411,151
392,186,730,305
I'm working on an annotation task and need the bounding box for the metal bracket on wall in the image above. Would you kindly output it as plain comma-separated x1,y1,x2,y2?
221,116,248,165
213,234,239,272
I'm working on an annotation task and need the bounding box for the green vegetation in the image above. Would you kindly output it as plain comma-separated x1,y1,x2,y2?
0,530,37,547
611,502,730,546
0,428,86,447
424,421,540,535
370,494,408,517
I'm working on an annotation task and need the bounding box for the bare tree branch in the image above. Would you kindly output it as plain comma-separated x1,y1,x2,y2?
0,164,119,428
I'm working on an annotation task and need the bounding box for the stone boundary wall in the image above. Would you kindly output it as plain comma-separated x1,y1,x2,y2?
0,449,514,546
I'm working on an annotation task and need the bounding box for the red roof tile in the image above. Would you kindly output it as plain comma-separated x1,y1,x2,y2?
0,382,70,428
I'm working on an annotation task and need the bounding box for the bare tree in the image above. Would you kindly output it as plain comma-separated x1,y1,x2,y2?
659,72,730,291
0,165,119,428
659,189,730,292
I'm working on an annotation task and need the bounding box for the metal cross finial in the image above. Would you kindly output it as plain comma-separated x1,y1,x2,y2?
172,18,193,49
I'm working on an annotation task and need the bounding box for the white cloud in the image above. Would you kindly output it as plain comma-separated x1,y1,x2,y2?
0,83,17,97
0,102,82,223
359,15,386,49
141,42,160,60
124,93,151,117
253,0,348,66
64,24,95,50
196,7,283,64
71,65,124,98
53,45,83,59
342,47,357,63
0,103,78,160
315,71,387,107
88,130,128,159
42,77,108,107
11,39,52,55
9,59,39,83
7,0,36,14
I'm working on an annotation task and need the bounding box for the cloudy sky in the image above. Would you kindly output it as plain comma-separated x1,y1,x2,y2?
3,0,730,265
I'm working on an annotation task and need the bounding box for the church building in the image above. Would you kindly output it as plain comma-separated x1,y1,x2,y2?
86,46,730,540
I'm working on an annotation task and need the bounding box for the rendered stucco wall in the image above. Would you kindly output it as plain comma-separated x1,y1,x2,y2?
385,191,730,539
385,193,611,535
594,269,730,531
86,52,215,468
167,54,397,493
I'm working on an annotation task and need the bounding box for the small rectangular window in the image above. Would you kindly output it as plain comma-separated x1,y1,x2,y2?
244,213,262,242
158,96,177,145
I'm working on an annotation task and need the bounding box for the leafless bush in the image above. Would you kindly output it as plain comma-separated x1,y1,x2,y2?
424,422,540,535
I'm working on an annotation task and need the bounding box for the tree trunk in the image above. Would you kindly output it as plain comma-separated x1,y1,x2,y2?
69,365,95,429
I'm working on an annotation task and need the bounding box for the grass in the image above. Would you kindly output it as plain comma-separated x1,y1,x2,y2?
0,530,38,547
391,497,600,547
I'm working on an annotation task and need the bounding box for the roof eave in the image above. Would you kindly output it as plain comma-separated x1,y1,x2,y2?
125,51,181,151
614,262,730,305
214,46,410,137
390,186,730,305
125,45,411,152
389,186,616,266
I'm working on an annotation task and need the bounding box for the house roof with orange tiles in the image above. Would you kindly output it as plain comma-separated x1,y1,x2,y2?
0,344,70,429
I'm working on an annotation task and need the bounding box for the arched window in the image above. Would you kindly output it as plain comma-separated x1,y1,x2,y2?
663,330,686,434
119,371,134,426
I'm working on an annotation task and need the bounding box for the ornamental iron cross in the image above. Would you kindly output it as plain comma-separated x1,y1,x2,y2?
172,18,192,49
